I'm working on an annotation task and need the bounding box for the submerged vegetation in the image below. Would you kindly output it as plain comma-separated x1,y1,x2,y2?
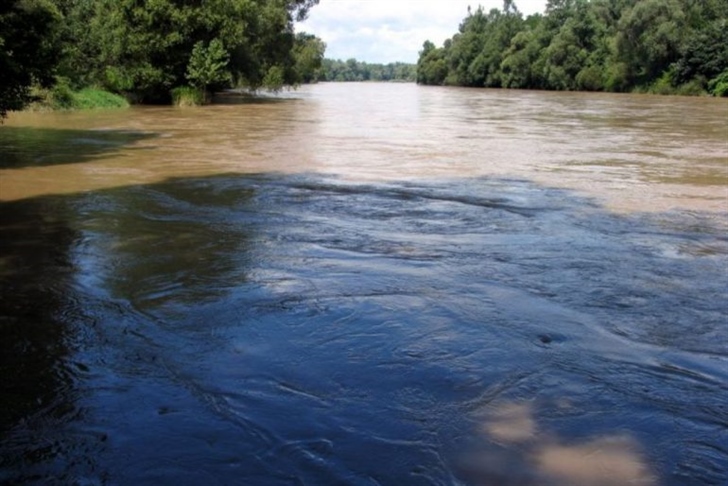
0,0,325,117
417,0,728,96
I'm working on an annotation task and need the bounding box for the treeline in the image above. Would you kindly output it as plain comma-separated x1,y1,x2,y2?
317,59,416,82
1,0,325,118
417,0,728,96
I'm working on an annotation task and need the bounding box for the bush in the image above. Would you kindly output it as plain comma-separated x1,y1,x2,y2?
50,79,76,109
648,72,677,95
675,80,706,96
171,86,205,107
576,66,604,91
604,62,629,92
103,66,135,93
262,66,285,92
708,71,728,97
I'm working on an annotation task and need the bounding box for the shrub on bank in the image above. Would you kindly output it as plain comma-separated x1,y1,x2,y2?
171,86,206,107
50,80,76,109
637,71,709,97
708,72,728,97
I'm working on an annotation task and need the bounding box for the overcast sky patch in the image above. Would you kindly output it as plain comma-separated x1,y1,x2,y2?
297,0,547,64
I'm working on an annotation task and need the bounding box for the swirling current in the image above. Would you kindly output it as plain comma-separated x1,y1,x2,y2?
1,84,727,485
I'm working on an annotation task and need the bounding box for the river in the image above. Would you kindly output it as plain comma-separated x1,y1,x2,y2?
1,83,727,485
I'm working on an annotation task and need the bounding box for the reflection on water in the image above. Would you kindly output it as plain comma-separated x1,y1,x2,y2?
483,403,536,443
0,126,157,169
83,178,257,313
537,437,653,486
1,85,727,484
464,401,655,485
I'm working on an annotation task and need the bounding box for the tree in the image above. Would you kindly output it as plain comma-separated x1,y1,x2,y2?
417,0,722,95
0,0,61,119
292,33,326,83
417,41,448,85
616,0,687,85
55,0,320,102
501,29,539,88
186,38,231,99
539,2,599,91
447,7,490,86
475,6,524,87
673,18,728,92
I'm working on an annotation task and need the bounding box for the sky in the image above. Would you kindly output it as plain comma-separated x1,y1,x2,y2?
296,0,548,64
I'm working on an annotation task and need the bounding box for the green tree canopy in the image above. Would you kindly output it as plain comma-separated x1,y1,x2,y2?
293,32,326,83
0,0,61,118
186,38,232,95
417,0,728,96
56,0,320,102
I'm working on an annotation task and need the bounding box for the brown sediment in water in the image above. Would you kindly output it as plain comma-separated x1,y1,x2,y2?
2,84,726,215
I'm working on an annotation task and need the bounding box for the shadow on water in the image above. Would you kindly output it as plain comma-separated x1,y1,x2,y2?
0,196,98,483
0,126,158,169
0,172,726,485
0,199,79,430
212,91,299,105
0,174,261,483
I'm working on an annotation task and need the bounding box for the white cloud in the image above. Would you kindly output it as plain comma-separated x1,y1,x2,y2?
297,0,547,64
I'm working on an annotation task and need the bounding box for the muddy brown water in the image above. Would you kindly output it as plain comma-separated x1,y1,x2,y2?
1,83,727,485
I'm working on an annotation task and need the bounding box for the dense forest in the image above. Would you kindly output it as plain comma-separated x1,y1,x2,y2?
317,59,416,82
1,0,325,118
417,0,728,96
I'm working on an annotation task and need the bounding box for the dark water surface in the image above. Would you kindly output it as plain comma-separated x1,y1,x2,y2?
1,84,727,485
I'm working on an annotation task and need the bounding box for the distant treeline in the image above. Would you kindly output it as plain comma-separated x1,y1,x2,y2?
317,59,416,82
417,0,727,96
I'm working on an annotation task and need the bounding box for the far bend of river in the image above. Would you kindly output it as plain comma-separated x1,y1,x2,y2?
1,83,727,485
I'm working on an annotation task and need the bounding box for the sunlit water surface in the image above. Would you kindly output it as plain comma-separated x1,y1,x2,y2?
1,84,727,485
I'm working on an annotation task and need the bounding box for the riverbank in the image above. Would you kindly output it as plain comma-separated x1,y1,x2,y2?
27,82,129,112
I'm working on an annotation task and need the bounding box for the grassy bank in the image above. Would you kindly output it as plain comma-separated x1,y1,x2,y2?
29,81,129,112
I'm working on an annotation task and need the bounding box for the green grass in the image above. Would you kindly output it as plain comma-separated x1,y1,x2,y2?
28,81,129,112
72,88,129,109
